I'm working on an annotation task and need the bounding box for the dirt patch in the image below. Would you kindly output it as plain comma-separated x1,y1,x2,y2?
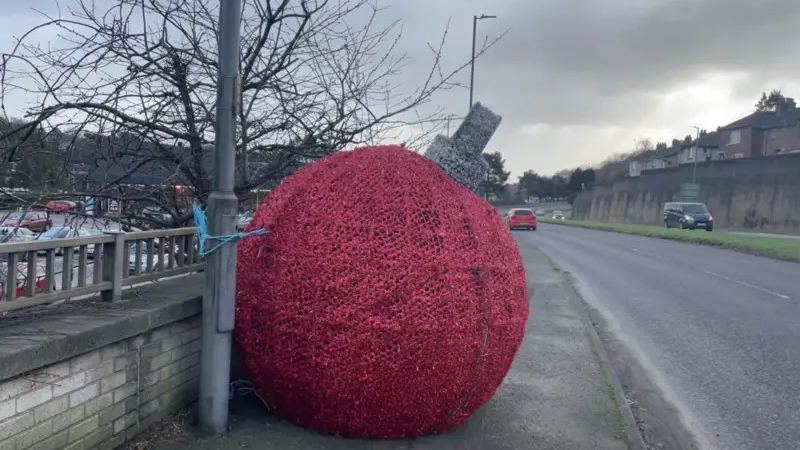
127,407,196,449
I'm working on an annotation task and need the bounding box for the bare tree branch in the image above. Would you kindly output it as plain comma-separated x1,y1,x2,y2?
1,0,504,225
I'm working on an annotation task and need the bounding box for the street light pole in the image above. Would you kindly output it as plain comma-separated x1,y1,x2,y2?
691,125,701,184
469,14,496,110
199,0,241,435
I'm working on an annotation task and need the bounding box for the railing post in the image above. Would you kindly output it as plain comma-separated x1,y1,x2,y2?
101,232,125,302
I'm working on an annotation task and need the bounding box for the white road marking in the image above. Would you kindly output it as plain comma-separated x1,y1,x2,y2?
703,270,790,300
631,247,670,262
629,247,790,299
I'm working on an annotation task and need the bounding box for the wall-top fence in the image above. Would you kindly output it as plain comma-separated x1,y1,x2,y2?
0,227,203,313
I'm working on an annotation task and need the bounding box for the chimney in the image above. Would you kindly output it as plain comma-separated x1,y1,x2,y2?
656,142,667,150
776,97,796,116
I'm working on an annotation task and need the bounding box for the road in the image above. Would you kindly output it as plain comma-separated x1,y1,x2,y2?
514,225,800,450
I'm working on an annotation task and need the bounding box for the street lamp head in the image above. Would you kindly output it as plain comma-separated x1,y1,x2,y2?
477,14,497,20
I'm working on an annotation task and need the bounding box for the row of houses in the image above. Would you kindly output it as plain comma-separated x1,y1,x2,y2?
629,97,800,177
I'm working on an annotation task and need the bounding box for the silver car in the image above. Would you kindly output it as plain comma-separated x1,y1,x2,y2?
36,227,106,257
0,226,37,243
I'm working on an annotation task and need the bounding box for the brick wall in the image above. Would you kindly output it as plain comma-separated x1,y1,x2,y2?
0,314,201,450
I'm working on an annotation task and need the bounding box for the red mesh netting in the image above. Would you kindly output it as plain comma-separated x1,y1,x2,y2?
234,144,529,439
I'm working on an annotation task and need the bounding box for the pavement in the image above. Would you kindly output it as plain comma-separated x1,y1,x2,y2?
146,241,640,449
523,224,800,450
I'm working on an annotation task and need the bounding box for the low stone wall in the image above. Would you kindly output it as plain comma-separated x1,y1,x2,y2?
0,275,203,450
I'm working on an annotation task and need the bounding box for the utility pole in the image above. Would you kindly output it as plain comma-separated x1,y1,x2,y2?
469,14,496,110
691,125,701,184
199,0,241,435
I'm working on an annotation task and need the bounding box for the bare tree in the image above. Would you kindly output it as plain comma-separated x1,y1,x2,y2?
1,0,504,226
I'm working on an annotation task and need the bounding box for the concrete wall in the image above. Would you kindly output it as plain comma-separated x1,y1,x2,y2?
0,276,202,450
572,153,800,233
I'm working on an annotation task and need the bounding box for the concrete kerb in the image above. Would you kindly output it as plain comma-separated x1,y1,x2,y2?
533,246,647,450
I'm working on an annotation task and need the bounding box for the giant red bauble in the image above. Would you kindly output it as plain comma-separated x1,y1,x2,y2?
234,145,528,438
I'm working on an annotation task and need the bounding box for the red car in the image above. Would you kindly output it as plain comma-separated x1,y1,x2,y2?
1,211,52,232
505,208,537,231
46,200,76,212
0,262,53,300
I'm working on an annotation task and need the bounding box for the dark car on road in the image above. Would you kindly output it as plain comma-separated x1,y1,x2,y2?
663,202,714,231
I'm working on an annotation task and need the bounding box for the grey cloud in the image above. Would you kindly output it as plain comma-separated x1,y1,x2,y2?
467,0,800,127
381,0,800,172
4,0,800,175
490,0,800,82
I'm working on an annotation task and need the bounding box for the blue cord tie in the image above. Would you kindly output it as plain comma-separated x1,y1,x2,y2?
193,203,269,257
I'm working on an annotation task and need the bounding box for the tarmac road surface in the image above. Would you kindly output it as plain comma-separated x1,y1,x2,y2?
517,224,800,450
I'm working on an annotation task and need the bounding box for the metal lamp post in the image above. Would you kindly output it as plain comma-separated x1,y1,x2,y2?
198,0,241,435
691,125,701,184
469,14,496,110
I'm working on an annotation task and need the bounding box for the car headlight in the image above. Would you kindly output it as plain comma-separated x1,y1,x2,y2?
684,215,694,222
708,215,713,221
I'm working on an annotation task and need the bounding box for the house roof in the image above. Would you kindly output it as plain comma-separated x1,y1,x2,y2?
631,149,655,162
720,108,800,131
696,131,720,148
654,145,680,158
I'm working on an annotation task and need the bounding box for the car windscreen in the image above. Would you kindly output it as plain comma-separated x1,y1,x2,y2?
40,228,70,238
682,204,709,214
513,210,533,216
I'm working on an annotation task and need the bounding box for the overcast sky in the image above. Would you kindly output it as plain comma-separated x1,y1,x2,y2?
4,0,800,177
386,0,800,176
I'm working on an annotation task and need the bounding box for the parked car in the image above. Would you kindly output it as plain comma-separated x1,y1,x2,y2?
1,211,52,232
535,209,546,216
552,210,565,220
505,208,537,231
142,206,171,221
127,241,178,275
45,200,77,213
36,227,83,255
79,229,106,258
37,227,107,257
236,211,254,231
0,261,53,299
663,202,714,231
0,226,37,244
139,206,175,230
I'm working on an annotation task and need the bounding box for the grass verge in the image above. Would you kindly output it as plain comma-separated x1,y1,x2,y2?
539,219,800,263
